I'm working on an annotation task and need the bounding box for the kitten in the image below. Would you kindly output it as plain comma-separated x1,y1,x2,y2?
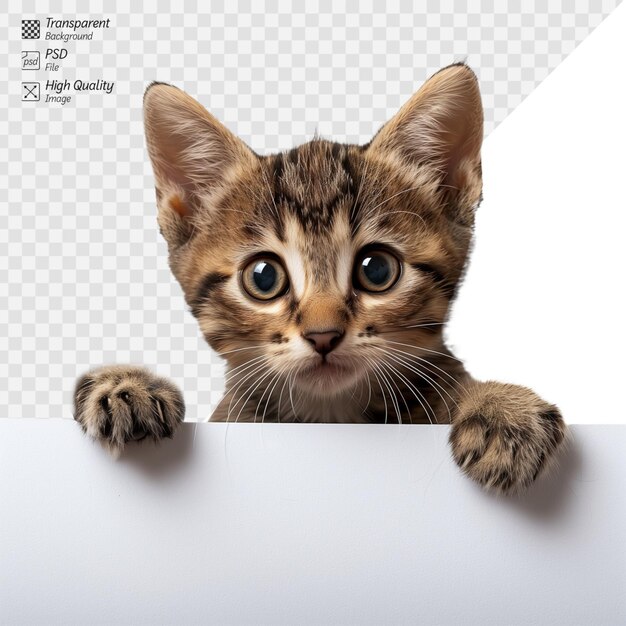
74,64,567,493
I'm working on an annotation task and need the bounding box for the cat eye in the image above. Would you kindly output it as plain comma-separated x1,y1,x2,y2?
353,248,401,293
241,256,289,301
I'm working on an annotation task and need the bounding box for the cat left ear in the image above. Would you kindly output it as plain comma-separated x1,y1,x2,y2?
366,63,483,212
143,82,255,218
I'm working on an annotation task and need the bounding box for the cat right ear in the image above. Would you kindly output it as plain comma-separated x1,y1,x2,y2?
143,83,255,245
365,64,483,217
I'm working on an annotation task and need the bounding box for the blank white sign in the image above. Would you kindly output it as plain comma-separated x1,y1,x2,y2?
1,421,624,625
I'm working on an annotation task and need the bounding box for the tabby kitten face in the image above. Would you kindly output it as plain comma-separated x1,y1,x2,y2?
144,64,483,409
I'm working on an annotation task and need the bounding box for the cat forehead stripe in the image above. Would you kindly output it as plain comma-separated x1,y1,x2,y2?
267,141,359,234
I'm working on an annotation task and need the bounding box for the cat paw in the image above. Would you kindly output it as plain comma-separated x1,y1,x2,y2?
449,381,567,494
73,365,185,457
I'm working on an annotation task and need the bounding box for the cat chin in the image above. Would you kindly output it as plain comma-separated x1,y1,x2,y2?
295,359,363,396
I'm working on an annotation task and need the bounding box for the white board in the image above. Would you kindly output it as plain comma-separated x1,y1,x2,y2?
1,421,624,625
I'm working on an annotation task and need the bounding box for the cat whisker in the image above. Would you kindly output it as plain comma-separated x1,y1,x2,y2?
395,322,447,329
383,344,470,399
364,358,388,424
388,351,458,414
349,370,361,402
234,365,278,423
254,368,280,423
226,360,270,421
383,344,465,392
374,209,428,228
376,361,405,423
374,346,452,423
276,364,297,423
224,354,269,383
383,345,468,424
378,360,412,424
219,344,264,357
374,348,438,424
226,371,264,423
367,360,391,422
272,364,296,423
378,355,434,424
288,364,303,422
226,358,269,393
384,339,466,364
268,363,297,423
259,364,289,424
363,367,373,415
364,185,428,220
343,354,370,415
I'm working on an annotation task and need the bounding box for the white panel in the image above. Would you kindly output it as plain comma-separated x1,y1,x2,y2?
1,421,624,625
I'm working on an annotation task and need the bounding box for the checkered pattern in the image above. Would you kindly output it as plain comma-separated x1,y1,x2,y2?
21,19,39,39
0,0,621,420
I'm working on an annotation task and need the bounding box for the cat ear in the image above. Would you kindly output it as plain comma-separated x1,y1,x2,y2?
143,83,255,228
367,63,483,212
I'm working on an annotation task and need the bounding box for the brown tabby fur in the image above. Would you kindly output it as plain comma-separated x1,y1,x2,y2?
74,64,567,493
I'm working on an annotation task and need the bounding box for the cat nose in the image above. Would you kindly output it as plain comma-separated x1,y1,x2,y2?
303,330,344,355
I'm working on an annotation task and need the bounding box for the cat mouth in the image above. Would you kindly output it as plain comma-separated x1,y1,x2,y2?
297,357,357,388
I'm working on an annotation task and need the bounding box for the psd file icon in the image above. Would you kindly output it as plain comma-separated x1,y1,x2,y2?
22,82,40,101
22,19,40,39
22,51,40,70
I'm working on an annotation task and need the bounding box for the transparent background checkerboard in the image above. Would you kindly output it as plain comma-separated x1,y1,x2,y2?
0,0,620,420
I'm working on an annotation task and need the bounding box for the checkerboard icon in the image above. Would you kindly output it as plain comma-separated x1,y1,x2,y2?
22,19,40,39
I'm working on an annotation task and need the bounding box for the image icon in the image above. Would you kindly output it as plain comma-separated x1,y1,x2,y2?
22,82,40,101
21,19,40,39
21,50,40,70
